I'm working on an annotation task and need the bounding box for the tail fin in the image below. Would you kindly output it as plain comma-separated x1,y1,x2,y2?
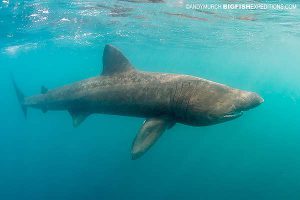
11,74,27,118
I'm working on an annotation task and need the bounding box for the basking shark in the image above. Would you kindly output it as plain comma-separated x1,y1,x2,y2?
13,45,263,159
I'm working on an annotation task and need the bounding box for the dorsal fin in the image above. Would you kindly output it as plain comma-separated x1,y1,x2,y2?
41,86,48,94
102,44,134,76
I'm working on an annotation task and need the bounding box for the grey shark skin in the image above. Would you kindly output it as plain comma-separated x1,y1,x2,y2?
13,45,264,160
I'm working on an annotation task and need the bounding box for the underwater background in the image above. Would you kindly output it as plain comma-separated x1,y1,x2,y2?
1,0,300,199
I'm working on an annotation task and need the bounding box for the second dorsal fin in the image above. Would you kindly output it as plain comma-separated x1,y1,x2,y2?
101,44,134,76
41,86,48,94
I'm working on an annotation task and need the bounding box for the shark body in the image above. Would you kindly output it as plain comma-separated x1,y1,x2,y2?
13,45,263,159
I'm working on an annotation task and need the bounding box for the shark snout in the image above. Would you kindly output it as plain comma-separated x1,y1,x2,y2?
222,92,263,120
239,91,264,111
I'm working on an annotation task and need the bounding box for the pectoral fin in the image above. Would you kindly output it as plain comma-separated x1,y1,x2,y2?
131,116,175,160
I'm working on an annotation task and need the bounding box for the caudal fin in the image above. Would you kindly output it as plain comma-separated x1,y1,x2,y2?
11,74,27,118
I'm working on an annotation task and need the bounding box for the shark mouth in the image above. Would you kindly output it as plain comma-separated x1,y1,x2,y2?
223,111,243,119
